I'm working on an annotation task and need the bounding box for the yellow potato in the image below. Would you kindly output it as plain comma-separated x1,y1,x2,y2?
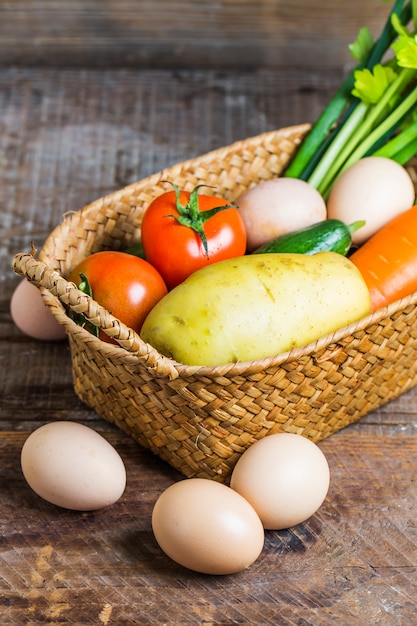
140,252,371,366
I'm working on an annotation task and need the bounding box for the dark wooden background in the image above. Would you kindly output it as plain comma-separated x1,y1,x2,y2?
0,0,388,70
1,1,416,624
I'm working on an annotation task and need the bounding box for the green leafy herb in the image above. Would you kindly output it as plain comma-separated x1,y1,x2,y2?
349,27,375,61
284,0,417,198
68,272,99,337
351,64,398,103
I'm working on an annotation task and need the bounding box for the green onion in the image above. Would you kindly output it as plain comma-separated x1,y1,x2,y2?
283,0,417,196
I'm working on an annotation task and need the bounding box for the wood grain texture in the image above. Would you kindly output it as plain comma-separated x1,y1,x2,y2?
1,430,416,624
1,66,417,623
0,0,390,70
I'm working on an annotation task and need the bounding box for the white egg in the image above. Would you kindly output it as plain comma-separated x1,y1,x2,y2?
10,279,67,341
21,422,126,510
230,433,330,530
236,178,327,251
327,156,416,245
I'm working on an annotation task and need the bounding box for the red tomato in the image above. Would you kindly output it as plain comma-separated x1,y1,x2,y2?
68,251,167,343
141,184,247,288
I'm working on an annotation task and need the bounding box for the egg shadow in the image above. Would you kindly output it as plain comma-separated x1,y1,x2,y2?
107,528,197,578
264,515,322,555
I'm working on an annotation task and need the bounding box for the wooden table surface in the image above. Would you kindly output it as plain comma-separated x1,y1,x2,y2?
1,4,417,623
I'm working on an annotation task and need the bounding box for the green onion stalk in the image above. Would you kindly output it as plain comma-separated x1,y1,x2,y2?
284,0,417,200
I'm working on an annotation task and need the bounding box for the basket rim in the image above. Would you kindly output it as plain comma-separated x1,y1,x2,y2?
64,288,417,375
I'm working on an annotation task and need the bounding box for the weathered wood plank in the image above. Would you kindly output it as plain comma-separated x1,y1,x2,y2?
1,430,416,624
0,0,390,70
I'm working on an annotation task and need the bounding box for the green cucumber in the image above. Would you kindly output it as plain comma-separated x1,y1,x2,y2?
252,219,365,257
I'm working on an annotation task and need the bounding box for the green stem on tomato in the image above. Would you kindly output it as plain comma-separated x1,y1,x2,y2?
68,273,99,337
165,181,235,258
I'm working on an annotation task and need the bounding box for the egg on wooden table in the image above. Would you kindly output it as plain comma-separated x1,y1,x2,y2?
152,478,265,575
21,422,126,511
327,156,416,245
10,278,67,341
230,433,330,530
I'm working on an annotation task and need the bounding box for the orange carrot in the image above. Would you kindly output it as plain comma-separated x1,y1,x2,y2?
349,204,417,311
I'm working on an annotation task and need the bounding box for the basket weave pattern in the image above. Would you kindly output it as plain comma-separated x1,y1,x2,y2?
12,124,417,481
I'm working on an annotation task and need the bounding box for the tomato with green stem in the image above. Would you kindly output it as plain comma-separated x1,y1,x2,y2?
68,251,168,343
141,183,247,289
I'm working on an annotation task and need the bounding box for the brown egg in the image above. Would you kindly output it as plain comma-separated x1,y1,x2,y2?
10,279,67,341
21,422,126,511
236,178,327,251
327,156,415,245
230,433,330,530
152,478,265,575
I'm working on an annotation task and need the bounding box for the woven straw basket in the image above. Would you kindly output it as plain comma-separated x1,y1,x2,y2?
12,123,417,482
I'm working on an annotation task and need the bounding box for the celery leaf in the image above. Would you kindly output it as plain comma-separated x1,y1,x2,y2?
352,64,398,103
349,27,374,61
391,12,412,39
392,35,417,68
